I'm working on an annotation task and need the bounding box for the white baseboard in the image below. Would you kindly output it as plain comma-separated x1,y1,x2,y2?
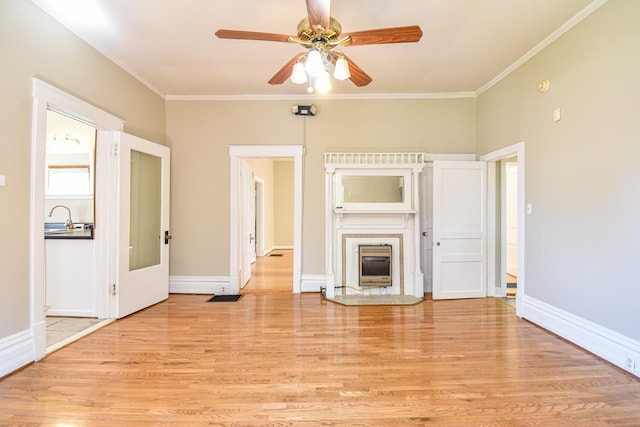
269,246,293,252
46,309,96,317
169,276,230,295
522,295,640,377
301,274,325,293
0,329,33,378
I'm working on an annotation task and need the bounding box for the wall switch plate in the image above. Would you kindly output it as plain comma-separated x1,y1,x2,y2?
553,107,562,122
0,175,5,186
527,203,533,214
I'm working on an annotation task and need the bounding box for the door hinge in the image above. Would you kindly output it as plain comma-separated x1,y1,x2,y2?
112,283,117,295
111,143,119,157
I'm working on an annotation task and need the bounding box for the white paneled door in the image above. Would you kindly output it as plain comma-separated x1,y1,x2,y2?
432,161,487,300
241,160,254,288
116,132,170,318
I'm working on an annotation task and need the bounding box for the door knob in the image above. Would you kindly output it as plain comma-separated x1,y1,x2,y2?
164,230,172,245
434,241,440,246
421,231,428,237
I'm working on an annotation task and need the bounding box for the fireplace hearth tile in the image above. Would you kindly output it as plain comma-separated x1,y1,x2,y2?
325,295,423,306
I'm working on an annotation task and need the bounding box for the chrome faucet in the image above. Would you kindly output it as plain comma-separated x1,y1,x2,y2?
48,205,74,230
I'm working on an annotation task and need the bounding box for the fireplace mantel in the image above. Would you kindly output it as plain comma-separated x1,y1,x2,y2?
324,153,425,299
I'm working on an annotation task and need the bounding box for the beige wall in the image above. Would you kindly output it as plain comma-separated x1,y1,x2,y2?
166,97,477,276
477,0,640,340
273,160,294,247
0,0,165,339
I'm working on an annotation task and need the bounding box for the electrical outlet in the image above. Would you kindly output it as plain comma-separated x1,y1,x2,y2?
625,356,635,372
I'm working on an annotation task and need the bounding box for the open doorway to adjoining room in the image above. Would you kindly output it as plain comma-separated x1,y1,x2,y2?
228,145,303,295
241,158,294,294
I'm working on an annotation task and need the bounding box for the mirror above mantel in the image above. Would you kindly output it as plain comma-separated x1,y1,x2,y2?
326,152,425,213
336,170,411,212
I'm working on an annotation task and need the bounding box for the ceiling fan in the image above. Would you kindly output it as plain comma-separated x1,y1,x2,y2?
215,0,423,92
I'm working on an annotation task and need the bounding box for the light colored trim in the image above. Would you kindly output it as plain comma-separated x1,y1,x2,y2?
480,142,525,316
271,246,294,251
254,176,265,257
30,79,124,361
166,92,477,102
0,329,33,378
523,295,640,378
423,153,476,162
45,309,97,317
476,0,608,95
325,152,425,167
301,275,325,293
32,79,125,129
229,145,304,294
169,276,229,295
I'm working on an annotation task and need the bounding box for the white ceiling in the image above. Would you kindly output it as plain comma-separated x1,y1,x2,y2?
31,0,600,99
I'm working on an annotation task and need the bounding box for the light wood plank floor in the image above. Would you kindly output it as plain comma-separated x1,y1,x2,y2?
1,293,639,425
242,249,294,294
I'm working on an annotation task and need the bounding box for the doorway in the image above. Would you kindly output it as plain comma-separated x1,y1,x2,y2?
242,159,294,293
229,145,303,294
504,160,518,298
480,142,525,316
31,79,124,360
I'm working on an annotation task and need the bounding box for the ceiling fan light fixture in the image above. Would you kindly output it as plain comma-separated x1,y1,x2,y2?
304,49,325,76
315,69,332,93
291,61,308,84
333,57,350,81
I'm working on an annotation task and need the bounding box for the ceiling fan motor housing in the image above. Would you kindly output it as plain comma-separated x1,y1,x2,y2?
297,17,342,41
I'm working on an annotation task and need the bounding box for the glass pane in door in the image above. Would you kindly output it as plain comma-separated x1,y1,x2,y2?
129,149,162,271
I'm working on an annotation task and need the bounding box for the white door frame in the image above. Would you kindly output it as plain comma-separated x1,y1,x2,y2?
30,79,124,361
229,145,304,294
254,176,266,257
480,142,526,316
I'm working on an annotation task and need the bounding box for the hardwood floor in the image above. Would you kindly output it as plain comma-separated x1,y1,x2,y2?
1,292,639,425
3,252,639,425
242,250,293,294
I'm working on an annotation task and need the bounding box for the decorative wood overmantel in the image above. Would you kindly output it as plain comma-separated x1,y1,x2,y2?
324,153,426,299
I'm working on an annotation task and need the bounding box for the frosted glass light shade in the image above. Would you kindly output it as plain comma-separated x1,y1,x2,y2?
333,57,351,81
304,49,324,76
315,70,332,93
290,61,307,84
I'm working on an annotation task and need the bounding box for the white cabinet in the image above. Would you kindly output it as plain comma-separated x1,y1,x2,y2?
45,239,95,317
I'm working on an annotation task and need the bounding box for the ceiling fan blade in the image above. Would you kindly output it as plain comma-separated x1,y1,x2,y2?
305,0,331,33
268,53,306,85
341,54,372,87
215,29,293,43
342,25,423,46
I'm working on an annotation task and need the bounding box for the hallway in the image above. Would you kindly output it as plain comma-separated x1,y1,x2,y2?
242,249,293,294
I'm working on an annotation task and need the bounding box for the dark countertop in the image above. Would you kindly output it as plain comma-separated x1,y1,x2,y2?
44,223,94,240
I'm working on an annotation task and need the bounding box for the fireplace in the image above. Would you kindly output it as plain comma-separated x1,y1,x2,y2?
359,245,392,287
324,153,426,299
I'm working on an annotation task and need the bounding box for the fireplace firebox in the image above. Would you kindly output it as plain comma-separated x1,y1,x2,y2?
359,245,392,287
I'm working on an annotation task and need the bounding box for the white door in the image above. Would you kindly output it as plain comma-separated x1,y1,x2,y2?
116,132,170,318
432,161,487,300
419,164,434,292
240,160,254,287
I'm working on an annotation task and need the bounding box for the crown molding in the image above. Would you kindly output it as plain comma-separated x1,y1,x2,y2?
165,91,477,102
476,0,608,96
